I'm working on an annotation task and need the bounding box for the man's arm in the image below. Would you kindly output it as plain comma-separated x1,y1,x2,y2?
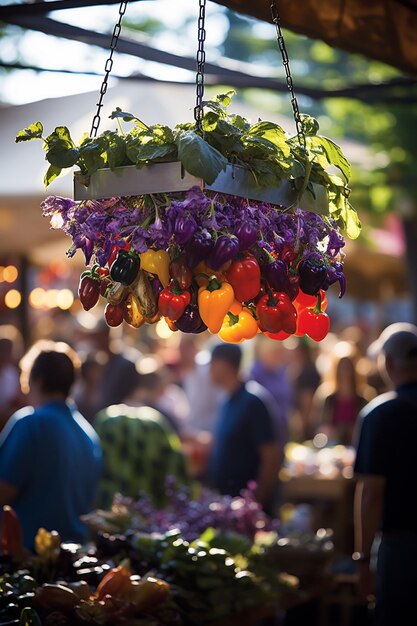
0,480,18,507
354,474,385,557
354,474,385,600
256,442,282,507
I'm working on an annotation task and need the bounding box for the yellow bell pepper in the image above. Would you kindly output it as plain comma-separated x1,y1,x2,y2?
140,249,170,287
219,307,259,344
124,293,145,329
198,277,235,334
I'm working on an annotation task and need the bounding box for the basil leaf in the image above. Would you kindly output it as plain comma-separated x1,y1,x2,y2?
45,127,79,168
248,121,291,158
126,136,177,164
44,164,61,187
110,107,148,130
300,114,320,137
307,135,351,183
15,122,43,142
79,138,106,175
176,131,227,184
342,203,361,239
100,131,127,170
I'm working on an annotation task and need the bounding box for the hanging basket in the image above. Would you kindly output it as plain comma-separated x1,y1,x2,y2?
73,161,328,215
15,0,360,344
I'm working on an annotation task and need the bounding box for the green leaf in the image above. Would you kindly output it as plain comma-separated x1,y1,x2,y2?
176,131,227,184
100,131,127,170
45,126,79,168
343,203,361,239
126,137,177,164
15,121,43,142
109,107,148,130
247,121,291,158
229,114,250,132
78,138,106,175
149,124,175,143
307,135,351,183
202,90,235,113
44,164,61,187
202,111,220,133
212,90,236,108
300,114,320,137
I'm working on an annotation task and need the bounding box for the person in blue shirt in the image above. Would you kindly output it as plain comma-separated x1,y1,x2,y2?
0,341,102,548
354,323,417,626
208,344,281,513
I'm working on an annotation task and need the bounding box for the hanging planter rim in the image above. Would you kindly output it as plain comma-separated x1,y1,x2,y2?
73,161,328,214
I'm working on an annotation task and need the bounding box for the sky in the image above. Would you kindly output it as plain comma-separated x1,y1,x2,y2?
0,0,244,105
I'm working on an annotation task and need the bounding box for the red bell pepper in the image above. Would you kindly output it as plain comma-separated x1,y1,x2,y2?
78,266,101,311
225,255,261,302
256,290,297,335
297,294,330,342
158,281,191,322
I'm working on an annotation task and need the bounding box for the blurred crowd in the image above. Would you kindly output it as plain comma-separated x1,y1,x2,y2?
0,318,386,530
0,318,385,449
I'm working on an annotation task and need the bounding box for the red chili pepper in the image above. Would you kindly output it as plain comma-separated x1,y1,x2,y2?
225,255,261,302
105,302,125,327
256,290,297,335
297,294,330,341
158,281,191,322
1,505,24,559
78,267,101,311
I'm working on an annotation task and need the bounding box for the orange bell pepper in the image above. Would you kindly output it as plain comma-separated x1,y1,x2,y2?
198,277,234,334
219,307,259,344
193,261,224,287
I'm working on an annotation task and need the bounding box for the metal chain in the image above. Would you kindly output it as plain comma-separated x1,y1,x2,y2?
194,0,207,132
90,0,128,138
270,0,306,150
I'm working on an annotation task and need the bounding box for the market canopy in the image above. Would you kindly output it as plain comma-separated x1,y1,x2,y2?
2,0,417,76
214,0,417,76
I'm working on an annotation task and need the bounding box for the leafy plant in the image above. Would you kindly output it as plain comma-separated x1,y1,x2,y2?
16,91,360,237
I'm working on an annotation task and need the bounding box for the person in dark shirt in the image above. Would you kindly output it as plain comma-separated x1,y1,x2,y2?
354,323,417,625
208,344,281,513
0,341,102,548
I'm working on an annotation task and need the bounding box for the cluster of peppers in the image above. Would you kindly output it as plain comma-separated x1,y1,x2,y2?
0,506,173,626
78,230,345,343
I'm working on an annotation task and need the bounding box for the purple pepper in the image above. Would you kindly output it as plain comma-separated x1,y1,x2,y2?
263,259,291,293
322,262,346,298
151,277,163,299
207,235,240,271
298,256,328,296
175,304,207,334
234,221,259,252
185,229,213,268
174,215,197,245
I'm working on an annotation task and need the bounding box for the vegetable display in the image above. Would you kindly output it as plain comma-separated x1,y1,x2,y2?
0,499,299,626
17,92,359,342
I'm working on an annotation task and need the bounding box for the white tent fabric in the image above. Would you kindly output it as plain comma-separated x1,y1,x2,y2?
0,80,370,259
